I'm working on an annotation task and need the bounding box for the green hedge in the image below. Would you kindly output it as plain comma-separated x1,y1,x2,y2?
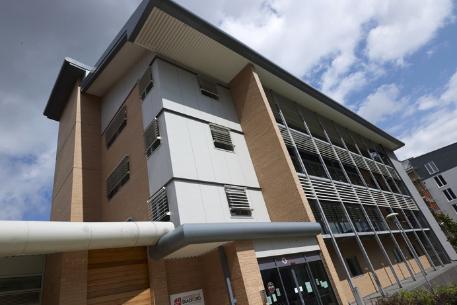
376,286,457,305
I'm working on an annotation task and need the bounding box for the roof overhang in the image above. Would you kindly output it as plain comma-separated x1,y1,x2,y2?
43,58,93,120
46,0,403,149
148,222,322,259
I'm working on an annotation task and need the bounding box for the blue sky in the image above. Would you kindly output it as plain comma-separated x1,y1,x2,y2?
0,0,456,220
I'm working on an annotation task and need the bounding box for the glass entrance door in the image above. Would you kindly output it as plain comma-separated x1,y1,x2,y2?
259,252,337,305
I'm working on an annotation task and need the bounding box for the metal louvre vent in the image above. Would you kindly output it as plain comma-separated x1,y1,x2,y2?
144,119,161,157
384,192,400,208
105,106,127,148
370,189,388,207
310,176,339,202
298,174,316,200
225,185,252,216
315,139,336,160
139,66,153,100
354,186,375,205
198,75,218,99
148,187,170,221
334,181,358,204
290,129,315,153
106,156,130,199
334,146,353,165
210,124,234,151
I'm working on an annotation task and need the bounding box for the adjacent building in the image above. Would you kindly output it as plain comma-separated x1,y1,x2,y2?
403,143,457,221
2,1,457,305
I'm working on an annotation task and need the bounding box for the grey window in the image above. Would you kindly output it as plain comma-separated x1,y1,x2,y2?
148,187,170,221
105,106,127,148
433,175,447,188
424,161,439,175
225,185,252,217
144,118,161,157
443,188,457,201
345,256,363,276
198,75,218,100
106,156,130,199
138,66,153,100
210,124,234,151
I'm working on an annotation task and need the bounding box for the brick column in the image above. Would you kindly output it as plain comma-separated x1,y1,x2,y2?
229,64,348,305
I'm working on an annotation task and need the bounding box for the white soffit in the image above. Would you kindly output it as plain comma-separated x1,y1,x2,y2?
89,42,147,95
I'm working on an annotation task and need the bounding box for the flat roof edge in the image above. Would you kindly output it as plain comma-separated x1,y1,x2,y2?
148,222,322,260
43,58,93,121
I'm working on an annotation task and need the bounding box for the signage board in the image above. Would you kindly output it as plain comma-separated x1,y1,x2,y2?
170,289,205,305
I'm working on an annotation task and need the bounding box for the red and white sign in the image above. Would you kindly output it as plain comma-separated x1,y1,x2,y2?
170,289,205,305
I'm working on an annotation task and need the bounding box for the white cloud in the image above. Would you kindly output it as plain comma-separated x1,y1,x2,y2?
395,70,457,159
357,84,407,123
366,0,452,64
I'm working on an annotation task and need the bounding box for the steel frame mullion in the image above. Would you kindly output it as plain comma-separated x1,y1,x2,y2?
274,101,365,305
348,134,428,280
372,147,445,267
316,117,402,289
295,109,385,298
334,127,417,281
369,160,437,271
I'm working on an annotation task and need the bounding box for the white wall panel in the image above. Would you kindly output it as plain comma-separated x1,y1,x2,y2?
171,180,270,225
165,112,259,188
157,60,241,132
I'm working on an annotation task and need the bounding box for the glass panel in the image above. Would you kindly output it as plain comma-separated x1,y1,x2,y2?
292,266,319,305
261,269,289,305
279,268,303,305
307,260,338,305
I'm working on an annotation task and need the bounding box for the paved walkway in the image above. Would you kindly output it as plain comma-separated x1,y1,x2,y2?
355,262,457,305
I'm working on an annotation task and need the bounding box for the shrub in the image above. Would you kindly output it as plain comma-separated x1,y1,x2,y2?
376,286,457,305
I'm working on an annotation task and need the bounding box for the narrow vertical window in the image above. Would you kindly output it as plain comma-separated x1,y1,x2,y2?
138,66,153,100
424,161,439,175
433,175,447,187
144,118,161,157
148,187,170,221
443,188,457,201
105,106,127,148
106,156,130,199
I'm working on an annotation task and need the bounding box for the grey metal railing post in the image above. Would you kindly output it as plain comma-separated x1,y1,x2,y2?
274,101,365,305
372,146,444,267
296,111,385,297
316,117,402,289
348,135,426,281
334,127,416,281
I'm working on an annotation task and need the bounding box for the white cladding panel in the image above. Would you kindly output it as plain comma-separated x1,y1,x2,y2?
164,111,259,188
168,180,270,225
101,53,154,132
156,60,241,132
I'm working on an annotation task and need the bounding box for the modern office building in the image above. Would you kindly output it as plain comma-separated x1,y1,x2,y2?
1,1,456,305
403,143,457,221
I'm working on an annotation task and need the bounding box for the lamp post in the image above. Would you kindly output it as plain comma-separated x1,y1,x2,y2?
385,213,434,292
